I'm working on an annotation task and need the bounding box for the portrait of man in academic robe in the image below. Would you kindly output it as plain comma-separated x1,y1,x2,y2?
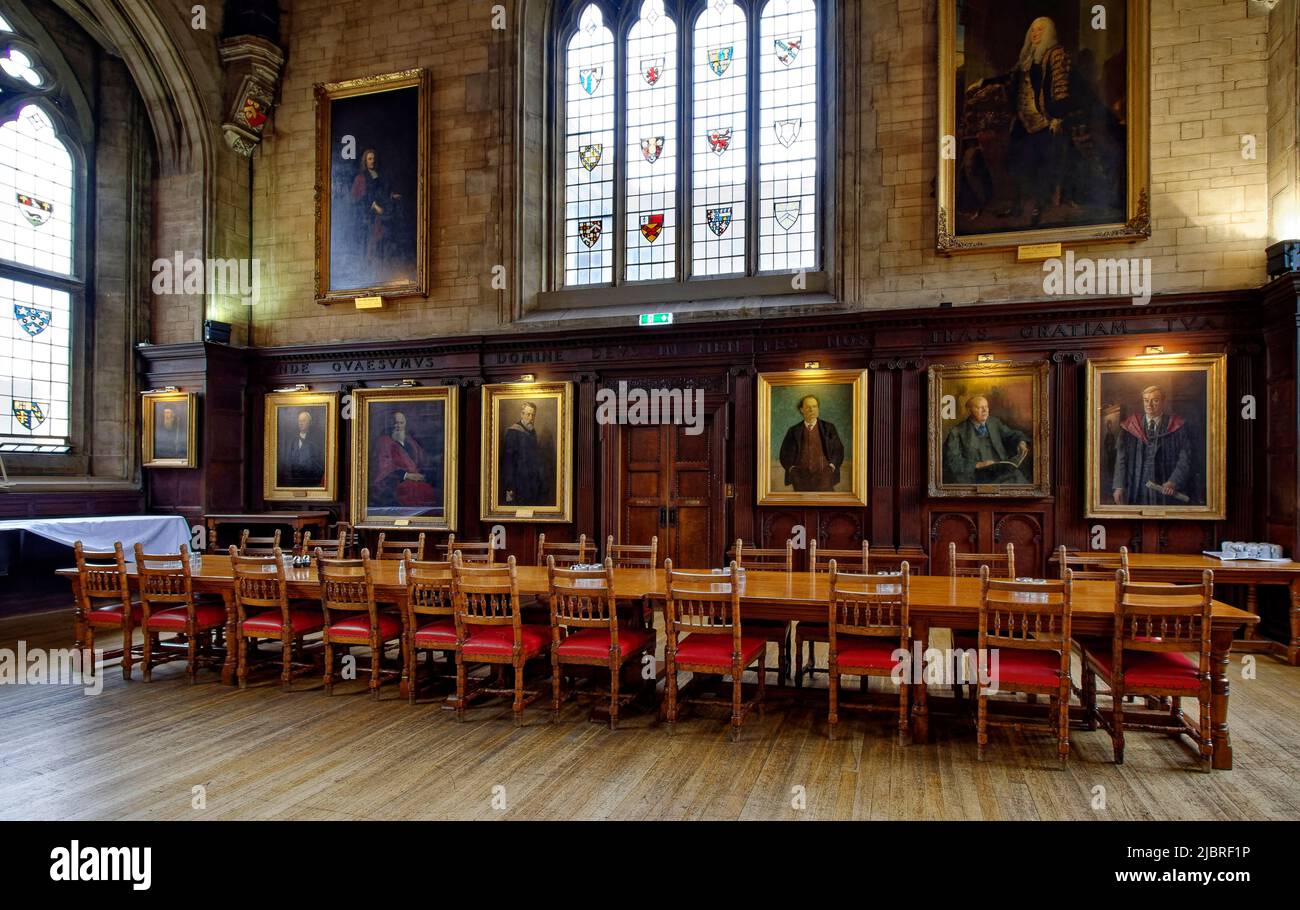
368,406,443,514
1110,384,1199,506
500,401,555,507
1086,356,1224,520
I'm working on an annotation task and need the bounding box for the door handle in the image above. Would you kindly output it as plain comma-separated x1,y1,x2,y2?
659,507,668,527
669,507,678,527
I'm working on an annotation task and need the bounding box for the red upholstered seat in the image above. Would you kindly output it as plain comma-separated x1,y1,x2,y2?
556,627,654,660
86,602,142,625
326,611,402,641
831,635,900,671
146,603,227,631
461,624,550,658
989,648,1064,688
1083,644,1200,693
673,632,767,667
241,609,324,636
413,619,458,648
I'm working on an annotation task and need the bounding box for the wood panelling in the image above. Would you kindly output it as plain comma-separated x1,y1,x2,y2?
135,287,1300,577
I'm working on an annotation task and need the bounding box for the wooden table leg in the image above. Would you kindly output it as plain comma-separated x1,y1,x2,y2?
911,617,929,745
1289,580,1300,667
1210,628,1234,771
220,589,238,686
1243,584,1258,640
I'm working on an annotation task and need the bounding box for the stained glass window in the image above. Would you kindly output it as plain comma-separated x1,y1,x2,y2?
564,4,616,287
0,28,76,450
691,0,747,277
759,0,816,272
556,0,820,290
625,0,677,281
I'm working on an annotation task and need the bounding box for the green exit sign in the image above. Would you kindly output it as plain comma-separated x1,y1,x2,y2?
639,312,673,326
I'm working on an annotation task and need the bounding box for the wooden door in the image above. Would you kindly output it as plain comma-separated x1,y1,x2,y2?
613,404,725,568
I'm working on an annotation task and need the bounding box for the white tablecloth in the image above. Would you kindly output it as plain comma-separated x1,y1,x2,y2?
0,515,192,559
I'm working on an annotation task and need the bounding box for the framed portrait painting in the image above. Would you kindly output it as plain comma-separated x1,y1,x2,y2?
350,386,458,531
756,370,868,507
1085,353,1226,520
481,382,573,523
937,0,1150,253
141,390,196,468
263,391,339,502
314,68,431,304
928,360,1050,497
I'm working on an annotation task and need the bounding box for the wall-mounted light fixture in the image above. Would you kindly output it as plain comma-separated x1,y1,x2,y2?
520,373,537,383
803,361,821,370
977,353,995,363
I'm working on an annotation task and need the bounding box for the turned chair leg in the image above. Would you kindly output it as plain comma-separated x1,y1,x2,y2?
455,653,467,722
608,659,620,730
827,663,839,740
976,691,988,762
512,661,525,727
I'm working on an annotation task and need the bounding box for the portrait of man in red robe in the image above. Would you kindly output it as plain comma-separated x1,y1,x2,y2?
368,408,441,512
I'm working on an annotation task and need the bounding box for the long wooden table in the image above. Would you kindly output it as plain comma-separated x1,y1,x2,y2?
1123,553,1300,665
59,557,1257,769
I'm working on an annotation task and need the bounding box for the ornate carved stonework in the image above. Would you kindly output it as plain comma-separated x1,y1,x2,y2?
218,35,285,157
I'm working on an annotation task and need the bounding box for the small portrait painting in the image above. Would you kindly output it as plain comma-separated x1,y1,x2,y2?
481,382,573,522
142,391,196,468
1086,354,1226,519
263,391,338,501
937,0,1149,252
351,386,458,530
315,69,430,302
928,360,1050,497
757,370,868,506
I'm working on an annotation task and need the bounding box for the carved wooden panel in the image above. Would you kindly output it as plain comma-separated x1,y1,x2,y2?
993,511,1044,577
930,512,978,575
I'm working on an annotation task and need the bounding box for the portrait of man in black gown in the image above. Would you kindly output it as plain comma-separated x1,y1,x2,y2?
275,406,326,489
499,400,555,507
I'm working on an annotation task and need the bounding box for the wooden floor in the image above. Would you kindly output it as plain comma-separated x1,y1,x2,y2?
2,608,1299,821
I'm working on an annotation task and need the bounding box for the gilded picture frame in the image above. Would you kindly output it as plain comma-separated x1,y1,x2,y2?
314,68,432,304
1085,353,1226,520
263,391,339,502
936,0,1150,254
756,369,868,507
351,386,458,531
481,382,574,523
927,359,1051,498
141,390,197,469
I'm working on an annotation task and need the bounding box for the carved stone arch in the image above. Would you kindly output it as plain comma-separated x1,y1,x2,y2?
0,4,94,143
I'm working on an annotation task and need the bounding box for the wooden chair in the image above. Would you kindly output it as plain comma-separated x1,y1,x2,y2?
317,549,403,698
440,533,494,565
133,543,226,683
239,528,282,556
950,541,1016,698
1080,569,1214,771
977,566,1074,766
728,539,793,686
548,556,655,728
536,533,591,567
949,541,1015,579
796,540,868,687
452,554,550,725
605,535,659,568
299,528,349,559
663,560,766,742
1056,545,1129,581
229,546,323,690
72,541,139,681
827,560,911,742
402,555,457,704
376,531,425,561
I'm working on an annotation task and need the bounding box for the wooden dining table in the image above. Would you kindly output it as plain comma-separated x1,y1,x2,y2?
58,556,1257,769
